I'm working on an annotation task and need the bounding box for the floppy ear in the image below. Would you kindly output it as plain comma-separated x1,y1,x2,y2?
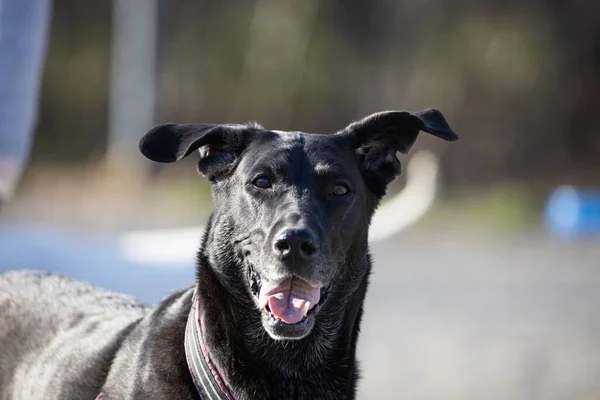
139,123,249,181
343,108,458,196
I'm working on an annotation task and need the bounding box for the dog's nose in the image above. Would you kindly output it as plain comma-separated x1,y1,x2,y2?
273,229,319,261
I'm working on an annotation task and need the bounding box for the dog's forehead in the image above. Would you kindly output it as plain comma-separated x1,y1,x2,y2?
245,129,350,167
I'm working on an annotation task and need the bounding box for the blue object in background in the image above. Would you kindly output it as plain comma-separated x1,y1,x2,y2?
545,185,600,239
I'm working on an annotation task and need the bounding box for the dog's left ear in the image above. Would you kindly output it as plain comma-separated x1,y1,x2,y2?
139,123,251,181
342,108,458,195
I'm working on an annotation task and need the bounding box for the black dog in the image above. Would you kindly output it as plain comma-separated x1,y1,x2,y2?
0,109,457,399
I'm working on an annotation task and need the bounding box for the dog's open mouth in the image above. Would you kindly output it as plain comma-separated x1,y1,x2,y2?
248,265,329,336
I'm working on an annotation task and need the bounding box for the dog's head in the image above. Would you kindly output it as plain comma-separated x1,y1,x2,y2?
140,109,457,340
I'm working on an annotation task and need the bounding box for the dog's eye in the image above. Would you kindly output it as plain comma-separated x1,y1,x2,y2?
252,175,272,189
331,183,349,196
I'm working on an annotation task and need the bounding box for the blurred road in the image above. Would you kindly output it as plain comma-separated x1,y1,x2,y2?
1,223,599,399
361,229,600,399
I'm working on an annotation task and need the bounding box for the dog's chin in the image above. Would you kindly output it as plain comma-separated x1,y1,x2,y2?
247,264,330,341
261,309,315,340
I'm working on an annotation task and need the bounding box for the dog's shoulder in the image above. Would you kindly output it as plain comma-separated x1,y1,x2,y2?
101,287,198,399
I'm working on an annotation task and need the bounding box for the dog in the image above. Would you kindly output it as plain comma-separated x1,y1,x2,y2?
0,109,457,399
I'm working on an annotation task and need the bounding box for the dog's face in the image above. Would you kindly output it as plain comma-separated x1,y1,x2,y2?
140,109,457,340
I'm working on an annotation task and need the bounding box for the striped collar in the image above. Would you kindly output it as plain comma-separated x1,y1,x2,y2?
184,290,235,400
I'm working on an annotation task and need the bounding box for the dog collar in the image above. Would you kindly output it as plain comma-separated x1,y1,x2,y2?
185,290,235,400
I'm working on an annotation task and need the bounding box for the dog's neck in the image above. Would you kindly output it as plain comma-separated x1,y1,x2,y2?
193,219,370,400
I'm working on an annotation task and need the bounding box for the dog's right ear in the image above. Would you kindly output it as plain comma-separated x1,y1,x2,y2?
139,123,249,180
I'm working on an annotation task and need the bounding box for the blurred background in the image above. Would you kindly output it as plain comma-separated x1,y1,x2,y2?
1,0,600,398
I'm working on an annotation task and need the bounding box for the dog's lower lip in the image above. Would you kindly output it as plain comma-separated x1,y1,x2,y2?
262,301,318,325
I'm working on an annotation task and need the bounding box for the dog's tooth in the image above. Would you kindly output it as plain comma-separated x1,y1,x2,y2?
302,302,310,316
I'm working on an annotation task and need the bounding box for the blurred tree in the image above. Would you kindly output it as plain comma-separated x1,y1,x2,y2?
29,0,600,189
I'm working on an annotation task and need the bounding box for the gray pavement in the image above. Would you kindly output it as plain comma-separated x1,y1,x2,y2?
361,230,600,399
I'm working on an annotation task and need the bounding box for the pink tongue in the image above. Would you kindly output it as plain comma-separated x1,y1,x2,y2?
259,277,321,325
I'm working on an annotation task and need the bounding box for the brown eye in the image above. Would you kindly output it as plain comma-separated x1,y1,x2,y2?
252,175,271,189
331,183,349,196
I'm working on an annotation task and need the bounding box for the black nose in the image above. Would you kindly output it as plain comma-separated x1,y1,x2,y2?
273,229,319,261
